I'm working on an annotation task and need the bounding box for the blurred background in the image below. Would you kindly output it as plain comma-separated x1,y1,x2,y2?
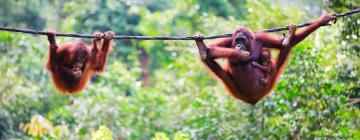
0,0,359,139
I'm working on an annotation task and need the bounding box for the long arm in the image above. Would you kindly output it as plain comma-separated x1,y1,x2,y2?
289,13,337,46
256,14,337,49
255,22,321,49
96,31,115,72
273,13,337,71
198,37,250,61
91,33,101,68
47,32,58,70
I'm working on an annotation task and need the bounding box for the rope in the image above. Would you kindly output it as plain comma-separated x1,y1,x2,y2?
0,8,359,40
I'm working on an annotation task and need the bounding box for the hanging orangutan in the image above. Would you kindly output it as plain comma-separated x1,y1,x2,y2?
195,14,337,104
46,30,115,94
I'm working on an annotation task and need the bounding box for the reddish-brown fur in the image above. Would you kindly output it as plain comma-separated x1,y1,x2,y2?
46,31,115,94
195,14,337,104
251,49,272,85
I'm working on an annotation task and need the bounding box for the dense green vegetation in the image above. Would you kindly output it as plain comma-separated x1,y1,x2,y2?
0,0,359,139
